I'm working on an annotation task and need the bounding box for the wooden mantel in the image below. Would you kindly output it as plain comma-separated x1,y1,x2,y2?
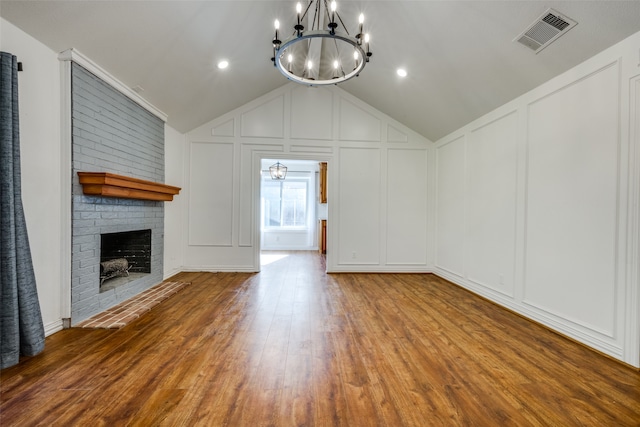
77,172,181,201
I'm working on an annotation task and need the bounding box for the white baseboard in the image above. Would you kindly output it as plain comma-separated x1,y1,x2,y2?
328,266,432,273
432,267,627,365
163,268,183,280
180,265,258,273
44,319,64,336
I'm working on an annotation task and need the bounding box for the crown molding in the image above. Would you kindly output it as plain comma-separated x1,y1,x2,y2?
58,48,168,122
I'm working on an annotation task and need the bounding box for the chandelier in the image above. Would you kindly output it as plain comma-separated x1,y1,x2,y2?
269,162,288,180
271,0,372,86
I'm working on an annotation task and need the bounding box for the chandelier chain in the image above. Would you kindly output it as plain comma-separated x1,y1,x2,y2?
335,11,350,36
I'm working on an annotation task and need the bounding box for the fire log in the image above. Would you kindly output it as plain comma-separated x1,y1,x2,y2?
100,258,130,285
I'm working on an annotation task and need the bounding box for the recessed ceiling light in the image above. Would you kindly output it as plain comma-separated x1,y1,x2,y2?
397,68,407,77
217,60,229,69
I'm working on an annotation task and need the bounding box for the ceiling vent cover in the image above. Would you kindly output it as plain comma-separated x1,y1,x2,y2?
515,8,577,53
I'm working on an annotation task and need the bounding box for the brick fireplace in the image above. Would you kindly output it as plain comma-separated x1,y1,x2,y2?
70,63,166,324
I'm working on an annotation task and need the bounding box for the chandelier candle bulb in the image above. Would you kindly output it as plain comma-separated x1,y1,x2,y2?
365,33,371,58
328,1,338,33
295,2,304,35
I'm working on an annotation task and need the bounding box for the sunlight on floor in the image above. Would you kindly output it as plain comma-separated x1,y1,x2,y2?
260,253,289,266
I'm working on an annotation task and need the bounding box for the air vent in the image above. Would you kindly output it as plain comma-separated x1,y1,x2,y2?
515,8,577,53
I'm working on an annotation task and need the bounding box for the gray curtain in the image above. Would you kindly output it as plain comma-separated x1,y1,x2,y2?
0,52,45,369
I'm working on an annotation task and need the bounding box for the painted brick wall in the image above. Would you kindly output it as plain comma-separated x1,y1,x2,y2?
71,63,165,324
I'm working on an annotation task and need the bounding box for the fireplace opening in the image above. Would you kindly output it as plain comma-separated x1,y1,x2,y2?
100,229,151,292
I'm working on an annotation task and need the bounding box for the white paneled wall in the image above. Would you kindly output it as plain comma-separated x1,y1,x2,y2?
188,142,234,246
339,99,381,141
163,125,185,279
337,147,381,265
434,31,640,367
386,149,429,265
525,63,619,336
466,112,518,297
241,96,285,138
628,74,640,367
183,85,432,273
436,135,466,276
290,86,333,140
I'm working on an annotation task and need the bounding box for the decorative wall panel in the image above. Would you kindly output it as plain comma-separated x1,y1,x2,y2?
338,147,381,264
241,95,284,138
188,142,234,246
212,119,234,137
291,86,333,140
339,99,381,141
466,112,518,296
386,149,428,264
524,63,619,336
435,136,465,276
387,125,408,143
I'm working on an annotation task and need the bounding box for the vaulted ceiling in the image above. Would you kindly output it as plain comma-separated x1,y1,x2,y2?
2,1,640,141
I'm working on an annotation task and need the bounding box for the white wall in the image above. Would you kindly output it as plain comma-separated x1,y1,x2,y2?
434,30,640,367
1,18,64,335
183,84,433,272
164,124,186,279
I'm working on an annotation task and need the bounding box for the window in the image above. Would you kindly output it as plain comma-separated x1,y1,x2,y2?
263,179,308,228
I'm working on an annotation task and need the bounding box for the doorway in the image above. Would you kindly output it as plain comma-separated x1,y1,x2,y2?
260,159,325,251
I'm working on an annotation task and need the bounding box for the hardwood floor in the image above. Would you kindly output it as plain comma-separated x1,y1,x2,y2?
1,251,639,426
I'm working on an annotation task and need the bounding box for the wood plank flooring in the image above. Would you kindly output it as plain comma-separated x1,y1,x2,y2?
1,251,639,426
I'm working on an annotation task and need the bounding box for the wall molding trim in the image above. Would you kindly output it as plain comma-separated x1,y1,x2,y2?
624,74,640,366
59,59,72,320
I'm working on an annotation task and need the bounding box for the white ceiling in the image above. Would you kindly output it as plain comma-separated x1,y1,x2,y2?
2,1,640,141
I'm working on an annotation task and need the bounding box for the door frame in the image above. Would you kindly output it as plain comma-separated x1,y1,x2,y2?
252,152,333,271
